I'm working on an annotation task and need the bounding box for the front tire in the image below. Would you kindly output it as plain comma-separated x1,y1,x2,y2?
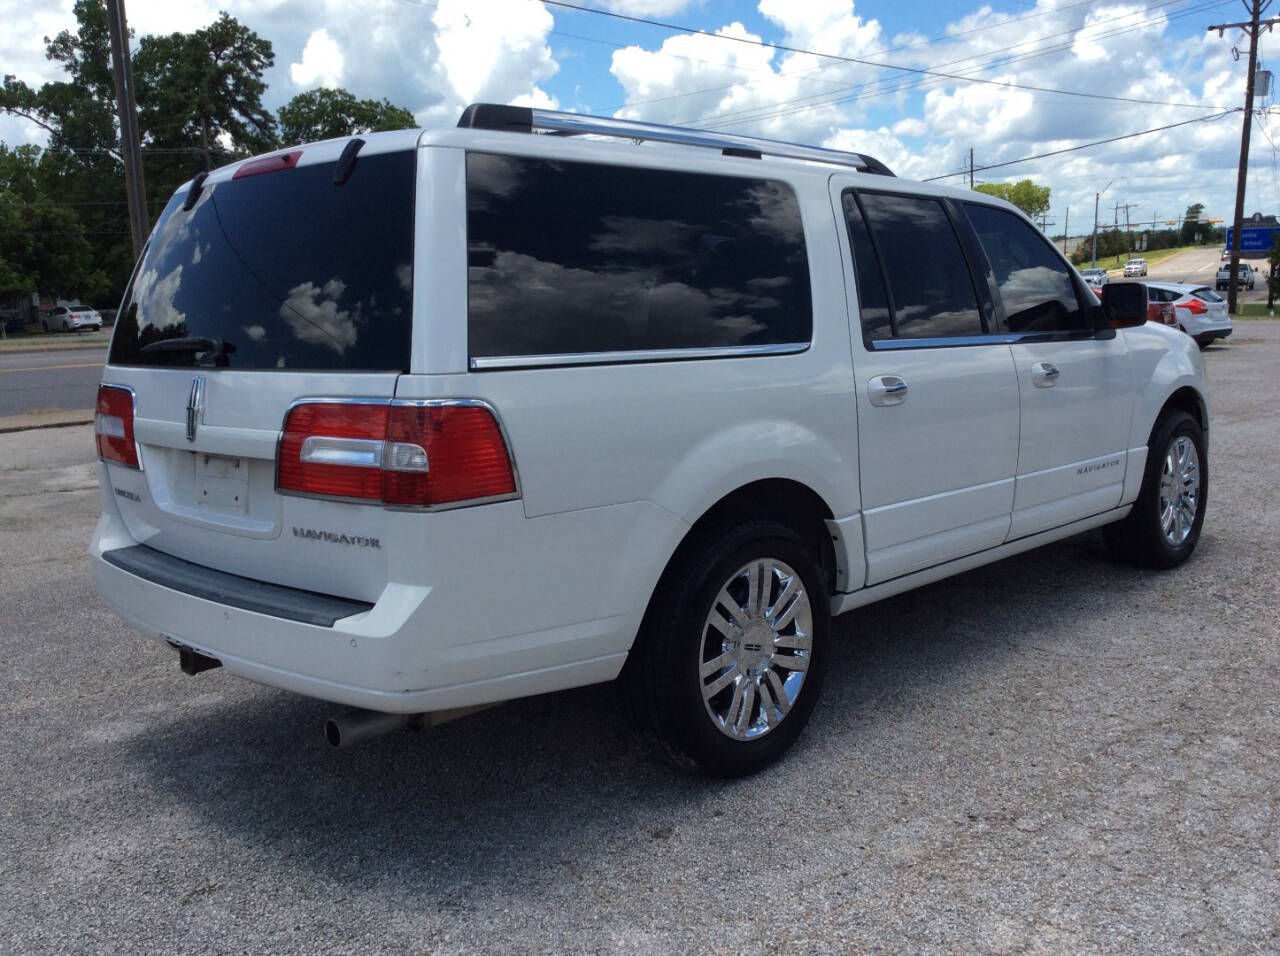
1104,410,1206,568
623,519,829,777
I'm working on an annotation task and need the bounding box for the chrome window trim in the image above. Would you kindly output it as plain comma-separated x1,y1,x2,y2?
870,330,1098,351
469,342,810,371
274,396,522,511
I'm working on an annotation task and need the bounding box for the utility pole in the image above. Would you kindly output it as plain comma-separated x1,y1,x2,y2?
105,0,149,260
969,147,974,189
1209,2,1280,313
1092,177,1120,269
1063,206,1069,254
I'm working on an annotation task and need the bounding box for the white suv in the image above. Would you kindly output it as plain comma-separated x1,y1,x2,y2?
92,105,1210,776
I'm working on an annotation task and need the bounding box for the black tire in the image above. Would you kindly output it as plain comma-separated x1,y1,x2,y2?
1196,335,1214,350
1104,410,1207,568
622,518,830,777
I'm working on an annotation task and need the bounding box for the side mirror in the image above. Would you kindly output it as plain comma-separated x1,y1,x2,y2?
1099,283,1146,330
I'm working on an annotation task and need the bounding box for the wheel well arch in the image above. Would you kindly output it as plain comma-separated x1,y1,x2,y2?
670,478,839,595
1157,386,1206,437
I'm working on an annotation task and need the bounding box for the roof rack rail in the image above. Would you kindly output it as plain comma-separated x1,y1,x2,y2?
456,103,895,177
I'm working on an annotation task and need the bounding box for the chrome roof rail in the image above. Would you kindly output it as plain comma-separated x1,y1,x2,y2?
456,103,895,177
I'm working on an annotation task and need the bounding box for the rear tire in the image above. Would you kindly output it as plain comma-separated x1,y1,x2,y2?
1196,335,1214,350
1104,410,1206,568
622,518,829,777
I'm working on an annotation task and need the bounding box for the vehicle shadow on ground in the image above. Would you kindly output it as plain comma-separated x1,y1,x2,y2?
117,527,1167,895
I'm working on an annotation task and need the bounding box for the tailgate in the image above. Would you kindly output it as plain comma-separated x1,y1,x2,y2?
98,138,418,603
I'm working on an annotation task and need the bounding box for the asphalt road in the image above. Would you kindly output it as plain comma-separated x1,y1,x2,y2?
1143,248,1269,304
0,348,105,416
2,326,1277,951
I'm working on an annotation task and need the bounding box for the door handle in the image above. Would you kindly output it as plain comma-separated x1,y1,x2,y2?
868,375,908,406
1031,362,1060,388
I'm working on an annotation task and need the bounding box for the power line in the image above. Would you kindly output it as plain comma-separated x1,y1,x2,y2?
538,0,1230,111
923,109,1238,181
693,0,1232,129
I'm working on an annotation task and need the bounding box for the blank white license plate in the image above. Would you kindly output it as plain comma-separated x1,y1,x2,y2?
195,453,248,514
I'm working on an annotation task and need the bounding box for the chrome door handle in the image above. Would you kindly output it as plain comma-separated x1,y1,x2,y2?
868,375,908,406
1031,362,1060,388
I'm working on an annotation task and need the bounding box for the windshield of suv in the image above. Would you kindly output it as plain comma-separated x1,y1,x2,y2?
109,149,415,371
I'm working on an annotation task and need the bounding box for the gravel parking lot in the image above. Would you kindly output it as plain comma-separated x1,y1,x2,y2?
2,326,1277,953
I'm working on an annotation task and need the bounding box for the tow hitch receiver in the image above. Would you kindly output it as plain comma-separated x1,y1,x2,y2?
170,642,222,675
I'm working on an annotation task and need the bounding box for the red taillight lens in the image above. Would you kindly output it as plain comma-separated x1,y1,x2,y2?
278,402,389,501
277,401,517,509
95,385,139,469
1184,298,1208,314
232,150,301,180
384,404,517,506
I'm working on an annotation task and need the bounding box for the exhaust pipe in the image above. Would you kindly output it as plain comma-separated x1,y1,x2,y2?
324,703,495,748
324,709,417,748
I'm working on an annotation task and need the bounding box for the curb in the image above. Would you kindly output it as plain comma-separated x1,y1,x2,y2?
0,417,94,435
0,345,108,356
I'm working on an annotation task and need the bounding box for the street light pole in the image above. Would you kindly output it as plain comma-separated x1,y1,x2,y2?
1091,177,1119,269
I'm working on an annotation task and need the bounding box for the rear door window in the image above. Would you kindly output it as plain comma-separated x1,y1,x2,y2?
850,191,985,341
109,150,416,371
465,153,812,361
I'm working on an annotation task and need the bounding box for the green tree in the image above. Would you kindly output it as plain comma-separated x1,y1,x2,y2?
0,144,105,302
278,88,416,144
0,2,129,302
135,12,276,194
974,179,1051,220
1180,203,1204,246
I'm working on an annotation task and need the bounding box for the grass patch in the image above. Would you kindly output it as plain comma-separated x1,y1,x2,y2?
1233,303,1280,318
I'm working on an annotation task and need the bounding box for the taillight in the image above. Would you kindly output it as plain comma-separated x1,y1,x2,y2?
95,385,139,469
277,400,517,509
1183,298,1208,314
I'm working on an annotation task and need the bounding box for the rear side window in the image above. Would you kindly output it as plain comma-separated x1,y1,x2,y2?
1194,288,1223,302
963,203,1087,333
109,150,415,371
852,192,984,340
465,153,812,360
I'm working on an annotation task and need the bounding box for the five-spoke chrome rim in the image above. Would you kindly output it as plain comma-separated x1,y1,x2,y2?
699,558,813,741
1159,435,1201,546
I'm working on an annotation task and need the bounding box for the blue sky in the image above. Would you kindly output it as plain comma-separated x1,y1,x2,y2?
1,0,1274,235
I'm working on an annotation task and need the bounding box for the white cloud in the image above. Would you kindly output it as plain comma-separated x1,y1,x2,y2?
597,0,698,13
290,28,344,89
427,0,558,114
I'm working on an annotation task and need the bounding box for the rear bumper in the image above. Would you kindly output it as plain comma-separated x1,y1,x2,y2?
92,495,687,713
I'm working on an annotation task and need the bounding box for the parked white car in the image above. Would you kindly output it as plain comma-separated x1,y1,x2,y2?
1145,282,1233,348
46,304,102,332
1079,268,1109,287
1123,258,1148,277
91,105,1211,775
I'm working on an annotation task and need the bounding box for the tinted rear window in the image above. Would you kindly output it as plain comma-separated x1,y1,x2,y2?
466,153,812,359
109,150,415,370
856,192,984,340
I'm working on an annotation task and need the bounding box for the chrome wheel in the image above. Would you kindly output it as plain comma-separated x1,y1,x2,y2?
699,558,813,741
1159,435,1200,546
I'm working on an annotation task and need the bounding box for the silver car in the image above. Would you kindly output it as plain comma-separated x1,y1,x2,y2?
1123,258,1148,277
1144,281,1232,349
45,304,103,332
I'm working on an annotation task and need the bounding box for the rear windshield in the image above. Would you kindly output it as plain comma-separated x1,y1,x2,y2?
109,150,415,371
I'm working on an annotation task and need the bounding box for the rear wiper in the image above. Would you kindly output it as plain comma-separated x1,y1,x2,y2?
140,336,236,367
